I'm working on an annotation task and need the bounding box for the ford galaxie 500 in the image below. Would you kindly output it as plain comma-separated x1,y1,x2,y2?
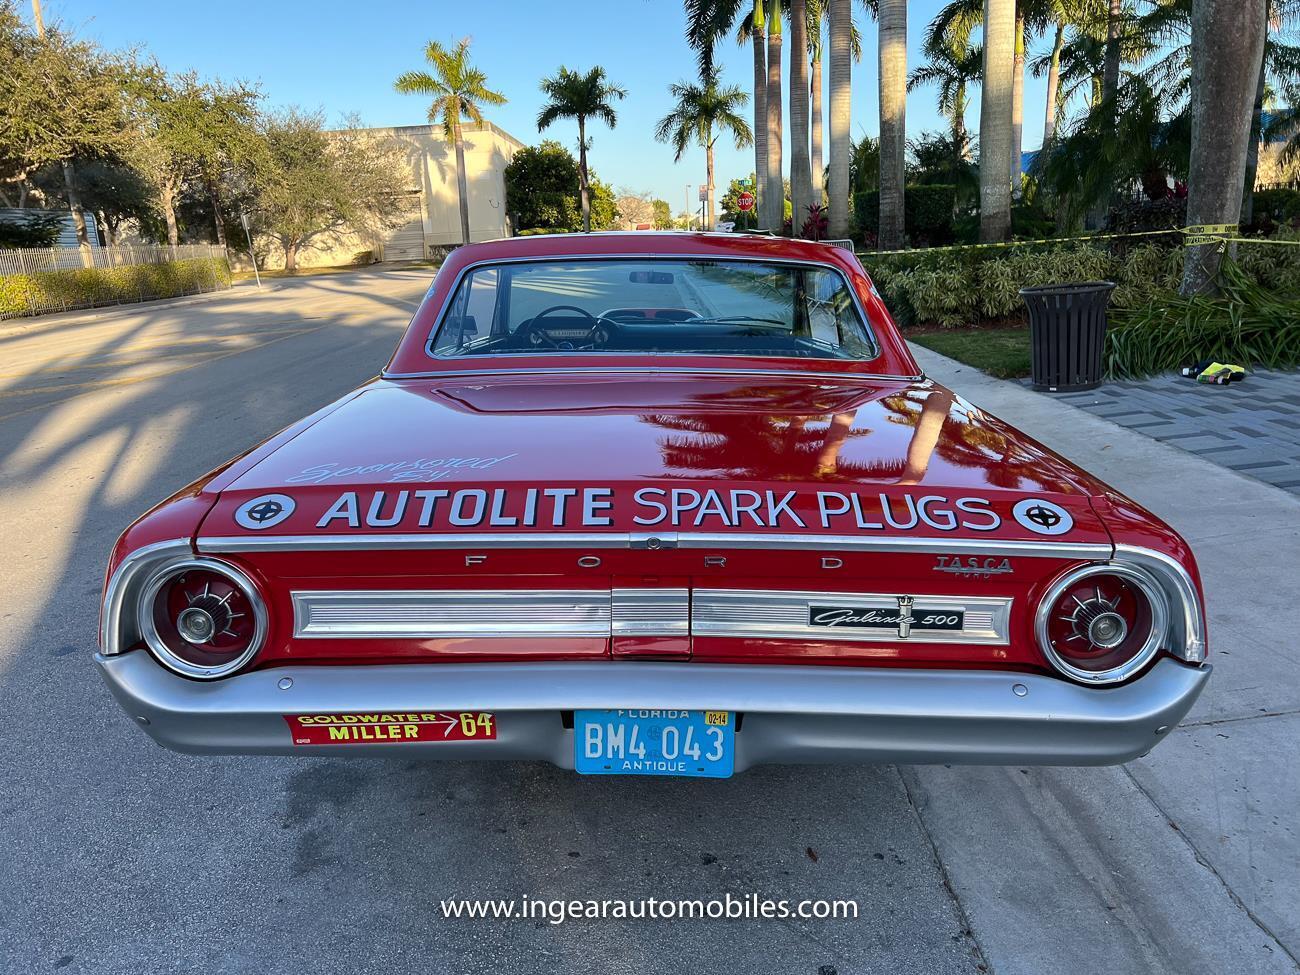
97,232,1209,777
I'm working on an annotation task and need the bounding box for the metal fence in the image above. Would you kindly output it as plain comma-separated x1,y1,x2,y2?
0,243,230,319
0,242,225,275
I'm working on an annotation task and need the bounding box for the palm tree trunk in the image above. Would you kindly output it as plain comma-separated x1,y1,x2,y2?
578,115,591,233
1102,0,1122,108
452,118,471,245
1011,9,1025,192
789,0,812,234
765,9,784,232
878,0,907,250
827,0,851,238
1181,0,1267,295
752,1,768,226
979,0,1015,243
953,84,967,145
707,134,717,230
1241,34,1268,226
1043,21,1065,144
811,51,824,202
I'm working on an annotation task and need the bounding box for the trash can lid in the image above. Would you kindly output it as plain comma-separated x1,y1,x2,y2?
1018,280,1116,297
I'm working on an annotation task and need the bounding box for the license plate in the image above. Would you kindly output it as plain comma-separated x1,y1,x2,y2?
575,709,734,778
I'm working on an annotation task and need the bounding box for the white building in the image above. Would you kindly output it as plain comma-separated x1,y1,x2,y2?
255,121,524,269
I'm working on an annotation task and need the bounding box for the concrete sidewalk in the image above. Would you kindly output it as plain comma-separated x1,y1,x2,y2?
909,345,1300,974
1042,368,1300,498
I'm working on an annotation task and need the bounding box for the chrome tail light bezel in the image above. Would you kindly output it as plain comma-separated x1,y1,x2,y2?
101,540,268,680
1036,549,1206,685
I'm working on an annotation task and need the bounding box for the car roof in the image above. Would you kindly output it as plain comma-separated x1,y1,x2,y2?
447,231,860,266
384,232,920,380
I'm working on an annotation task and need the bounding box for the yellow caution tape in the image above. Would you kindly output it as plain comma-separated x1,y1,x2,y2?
857,223,1300,258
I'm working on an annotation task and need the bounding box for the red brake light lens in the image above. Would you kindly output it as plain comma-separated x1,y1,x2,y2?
1037,566,1168,684
139,561,266,678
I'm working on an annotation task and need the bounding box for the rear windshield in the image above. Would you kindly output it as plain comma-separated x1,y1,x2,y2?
429,258,878,361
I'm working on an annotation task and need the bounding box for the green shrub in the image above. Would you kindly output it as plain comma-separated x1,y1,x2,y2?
0,213,64,248
854,184,959,245
1251,187,1300,224
0,257,230,318
1107,260,1300,378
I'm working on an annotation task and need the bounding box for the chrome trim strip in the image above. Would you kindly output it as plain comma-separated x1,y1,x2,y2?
199,532,632,553
673,533,1113,561
293,590,612,639
692,589,1012,645
100,538,194,656
612,587,690,636
383,366,926,383
198,531,1114,561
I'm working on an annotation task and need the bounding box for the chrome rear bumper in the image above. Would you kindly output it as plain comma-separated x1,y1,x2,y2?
96,651,1209,770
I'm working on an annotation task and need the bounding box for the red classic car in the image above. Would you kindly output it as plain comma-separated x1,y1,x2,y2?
97,232,1209,777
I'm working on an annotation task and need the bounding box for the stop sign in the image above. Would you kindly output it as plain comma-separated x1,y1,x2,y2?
736,191,755,212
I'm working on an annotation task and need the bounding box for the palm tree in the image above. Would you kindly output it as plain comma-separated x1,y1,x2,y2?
828,0,853,237
750,2,770,228
979,0,1016,242
765,3,785,231
1181,0,1268,295
537,66,627,233
908,33,982,146
808,0,826,203
789,0,813,231
394,38,505,245
878,0,907,250
808,1,863,204
685,0,771,227
655,70,754,230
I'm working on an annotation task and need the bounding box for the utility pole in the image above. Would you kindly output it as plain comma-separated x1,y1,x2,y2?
684,184,692,230
32,0,95,267
240,211,262,290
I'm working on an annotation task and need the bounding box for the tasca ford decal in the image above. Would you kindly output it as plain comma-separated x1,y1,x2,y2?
230,487,1083,536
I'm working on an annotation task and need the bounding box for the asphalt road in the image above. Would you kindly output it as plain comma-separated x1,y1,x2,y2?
0,270,1293,975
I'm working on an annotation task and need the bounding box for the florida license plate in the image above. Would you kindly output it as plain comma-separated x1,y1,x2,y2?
575,709,735,778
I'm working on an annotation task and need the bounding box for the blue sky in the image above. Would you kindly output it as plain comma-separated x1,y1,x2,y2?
45,0,1056,211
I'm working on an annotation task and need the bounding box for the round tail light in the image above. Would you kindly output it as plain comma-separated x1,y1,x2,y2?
139,560,267,679
1036,565,1169,684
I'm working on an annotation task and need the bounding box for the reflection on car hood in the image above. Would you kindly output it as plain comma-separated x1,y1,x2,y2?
199,374,1115,546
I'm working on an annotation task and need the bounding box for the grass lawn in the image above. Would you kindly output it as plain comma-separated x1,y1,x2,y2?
907,327,1032,379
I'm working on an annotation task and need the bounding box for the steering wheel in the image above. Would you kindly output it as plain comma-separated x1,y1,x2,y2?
519,304,621,351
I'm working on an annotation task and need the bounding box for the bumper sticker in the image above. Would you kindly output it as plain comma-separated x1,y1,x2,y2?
284,712,496,745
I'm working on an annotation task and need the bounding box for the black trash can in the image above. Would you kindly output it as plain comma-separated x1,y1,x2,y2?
1019,281,1116,392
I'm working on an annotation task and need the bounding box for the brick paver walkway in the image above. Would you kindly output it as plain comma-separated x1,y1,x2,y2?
1037,369,1300,497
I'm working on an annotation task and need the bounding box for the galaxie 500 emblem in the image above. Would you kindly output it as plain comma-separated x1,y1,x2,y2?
809,596,964,640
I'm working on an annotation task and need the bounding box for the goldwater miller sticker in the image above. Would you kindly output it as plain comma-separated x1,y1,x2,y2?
285,712,497,745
